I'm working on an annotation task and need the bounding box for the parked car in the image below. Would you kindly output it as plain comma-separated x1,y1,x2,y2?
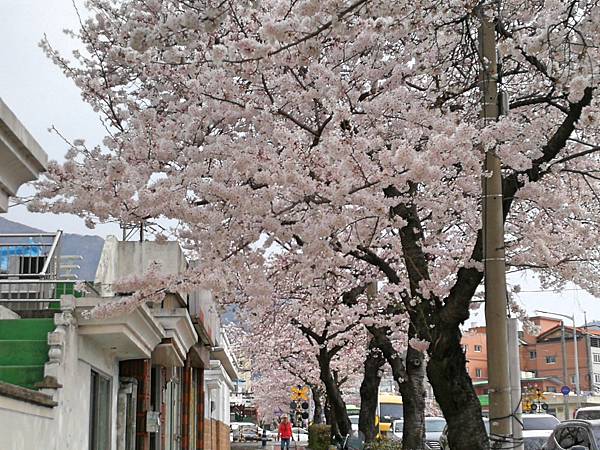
349,414,359,432
576,407,600,421
439,418,489,450
424,417,447,449
234,424,261,442
542,419,600,449
439,415,559,450
290,427,309,442
522,414,561,450
240,427,261,442
392,417,446,449
257,427,275,441
391,419,403,440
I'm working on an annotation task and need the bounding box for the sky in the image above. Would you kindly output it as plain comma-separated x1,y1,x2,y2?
0,0,598,326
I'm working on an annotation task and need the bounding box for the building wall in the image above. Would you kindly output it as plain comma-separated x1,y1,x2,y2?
462,326,488,381
203,418,230,450
0,317,121,450
0,395,55,449
523,337,591,392
591,341,600,391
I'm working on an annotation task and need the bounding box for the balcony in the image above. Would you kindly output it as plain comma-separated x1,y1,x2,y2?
0,231,94,313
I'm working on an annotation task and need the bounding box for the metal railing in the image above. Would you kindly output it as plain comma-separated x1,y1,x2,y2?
0,231,93,310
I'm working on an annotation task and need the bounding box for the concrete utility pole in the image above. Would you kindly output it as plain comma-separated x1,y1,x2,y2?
508,318,523,450
561,322,570,420
478,2,513,448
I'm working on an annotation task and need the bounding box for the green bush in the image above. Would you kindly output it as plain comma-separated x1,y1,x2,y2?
308,424,332,450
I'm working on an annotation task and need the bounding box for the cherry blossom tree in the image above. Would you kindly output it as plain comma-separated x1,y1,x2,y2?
34,0,600,449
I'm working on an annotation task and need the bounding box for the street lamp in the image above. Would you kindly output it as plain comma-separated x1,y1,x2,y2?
536,310,581,409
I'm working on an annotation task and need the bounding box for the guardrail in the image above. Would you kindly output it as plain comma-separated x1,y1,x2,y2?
0,231,97,310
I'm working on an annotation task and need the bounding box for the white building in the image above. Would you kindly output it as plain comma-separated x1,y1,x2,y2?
0,99,238,450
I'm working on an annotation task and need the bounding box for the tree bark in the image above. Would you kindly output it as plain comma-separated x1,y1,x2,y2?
427,324,488,450
359,339,385,442
369,325,426,450
398,344,426,450
311,385,324,424
317,346,352,437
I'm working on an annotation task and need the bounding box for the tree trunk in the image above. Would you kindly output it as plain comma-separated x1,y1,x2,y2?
311,385,324,424
427,325,489,450
359,340,385,442
398,345,426,450
370,326,426,449
317,347,351,437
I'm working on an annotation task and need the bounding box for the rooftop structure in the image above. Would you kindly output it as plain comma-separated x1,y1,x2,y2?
0,98,47,212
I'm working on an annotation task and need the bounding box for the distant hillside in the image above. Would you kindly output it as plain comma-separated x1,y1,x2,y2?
0,217,104,281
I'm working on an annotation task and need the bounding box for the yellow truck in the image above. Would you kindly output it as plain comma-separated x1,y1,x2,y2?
378,393,404,435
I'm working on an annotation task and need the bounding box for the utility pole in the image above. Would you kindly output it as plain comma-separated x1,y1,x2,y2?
573,316,581,408
561,322,570,420
508,318,523,450
478,1,513,448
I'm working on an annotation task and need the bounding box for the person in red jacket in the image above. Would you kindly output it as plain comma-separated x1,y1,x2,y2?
277,415,294,449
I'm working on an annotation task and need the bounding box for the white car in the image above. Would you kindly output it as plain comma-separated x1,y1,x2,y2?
290,427,309,442
440,415,558,450
349,415,359,432
575,406,600,421
522,413,560,439
520,413,560,450
393,417,446,449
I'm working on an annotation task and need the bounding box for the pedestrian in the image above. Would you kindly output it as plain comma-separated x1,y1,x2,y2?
277,415,294,450
261,428,268,448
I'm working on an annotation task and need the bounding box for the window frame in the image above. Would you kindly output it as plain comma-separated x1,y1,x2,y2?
89,369,112,450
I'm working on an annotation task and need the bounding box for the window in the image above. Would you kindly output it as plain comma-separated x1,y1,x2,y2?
380,403,404,420
90,370,111,450
595,374,600,383
462,345,468,353
547,386,557,393
594,353,600,363
475,368,483,378
571,375,577,383
529,351,537,359
591,337,600,348
546,355,556,364
425,419,447,433
474,345,482,352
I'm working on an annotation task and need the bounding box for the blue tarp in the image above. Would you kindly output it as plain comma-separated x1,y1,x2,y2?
0,240,43,272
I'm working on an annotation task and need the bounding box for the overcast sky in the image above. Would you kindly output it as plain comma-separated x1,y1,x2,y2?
0,0,598,325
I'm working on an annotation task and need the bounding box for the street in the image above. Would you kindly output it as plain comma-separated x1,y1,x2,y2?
231,442,308,450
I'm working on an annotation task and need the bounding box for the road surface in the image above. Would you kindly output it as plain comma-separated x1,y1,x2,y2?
231,442,308,450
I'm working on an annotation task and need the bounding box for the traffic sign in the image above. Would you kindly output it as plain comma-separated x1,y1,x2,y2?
541,403,549,411
289,401,297,410
291,385,310,401
561,385,571,396
530,403,538,411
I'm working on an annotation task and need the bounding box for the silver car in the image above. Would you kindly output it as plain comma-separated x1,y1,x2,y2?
393,417,447,449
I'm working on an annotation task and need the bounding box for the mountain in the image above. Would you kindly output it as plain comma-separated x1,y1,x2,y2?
0,217,104,281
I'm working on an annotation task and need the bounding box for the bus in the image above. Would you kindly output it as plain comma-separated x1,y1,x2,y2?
378,393,403,435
